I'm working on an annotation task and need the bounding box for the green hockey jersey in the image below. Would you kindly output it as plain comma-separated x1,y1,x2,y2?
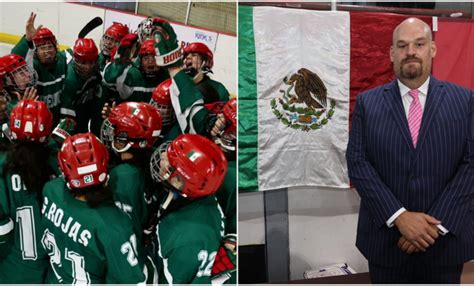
41,178,147,284
102,60,169,103
167,70,211,139
0,186,14,260
98,52,110,73
0,150,58,283
62,62,105,136
11,36,69,126
156,195,224,284
196,75,230,103
109,163,148,237
217,160,236,235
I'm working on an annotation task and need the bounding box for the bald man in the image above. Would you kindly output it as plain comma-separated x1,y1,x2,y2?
346,18,474,283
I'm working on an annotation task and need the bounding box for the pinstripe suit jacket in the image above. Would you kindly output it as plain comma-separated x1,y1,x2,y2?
346,77,474,266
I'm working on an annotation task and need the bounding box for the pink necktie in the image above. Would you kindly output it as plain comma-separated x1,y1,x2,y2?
408,89,423,147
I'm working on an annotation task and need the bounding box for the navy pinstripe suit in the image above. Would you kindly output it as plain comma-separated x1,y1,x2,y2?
346,77,474,268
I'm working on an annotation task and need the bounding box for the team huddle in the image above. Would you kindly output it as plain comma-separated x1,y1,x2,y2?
0,12,236,284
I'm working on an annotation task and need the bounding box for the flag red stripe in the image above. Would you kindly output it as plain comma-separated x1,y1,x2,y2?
349,12,432,126
433,19,474,90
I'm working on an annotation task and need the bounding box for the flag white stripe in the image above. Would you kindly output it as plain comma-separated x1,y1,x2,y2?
254,7,350,190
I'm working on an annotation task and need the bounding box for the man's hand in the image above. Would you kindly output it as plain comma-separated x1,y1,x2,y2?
394,211,440,251
25,12,42,42
13,87,39,101
211,113,226,137
101,101,116,119
397,236,421,254
0,95,12,124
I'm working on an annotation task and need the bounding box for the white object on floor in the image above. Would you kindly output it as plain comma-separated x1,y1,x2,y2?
304,263,357,279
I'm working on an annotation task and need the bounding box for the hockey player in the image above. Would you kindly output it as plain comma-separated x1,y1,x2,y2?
150,79,175,135
0,54,37,97
11,13,69,125
41,133,147,284
150,19,217,138
208,98,237,228
62,38,104,136
0,54,39,126
0,53,40,143
149,133,228,284
183,42,229,103
0,74,9,126
103,37,169,103
210,98,237,159
208,98,237,284
0,100,55,283
0,97,13,252
100,101,162,238
99,22,129,72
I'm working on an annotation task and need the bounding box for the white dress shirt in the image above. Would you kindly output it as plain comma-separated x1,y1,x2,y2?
398,77,429,118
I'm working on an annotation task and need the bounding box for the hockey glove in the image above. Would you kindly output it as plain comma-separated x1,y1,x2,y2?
152,19,182,67
52,117,77,144
116,33,139,63
211,234,237,282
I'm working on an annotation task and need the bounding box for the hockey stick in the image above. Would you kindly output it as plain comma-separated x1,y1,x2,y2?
78,17,103,39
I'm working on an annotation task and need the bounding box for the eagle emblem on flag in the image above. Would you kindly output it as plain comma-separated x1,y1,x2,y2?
270,68,336,131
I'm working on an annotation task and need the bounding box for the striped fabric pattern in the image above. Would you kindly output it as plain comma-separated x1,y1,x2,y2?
346,77,474,266
407,89,423,147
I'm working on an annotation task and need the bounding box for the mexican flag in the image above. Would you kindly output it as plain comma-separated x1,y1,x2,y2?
238,5,437,192
239,5,474,192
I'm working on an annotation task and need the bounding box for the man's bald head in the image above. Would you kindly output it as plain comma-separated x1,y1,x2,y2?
390,17,436,88
393,18,432,46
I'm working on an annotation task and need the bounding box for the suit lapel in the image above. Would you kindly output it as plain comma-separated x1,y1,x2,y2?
416,77,446,150
382,80,414,150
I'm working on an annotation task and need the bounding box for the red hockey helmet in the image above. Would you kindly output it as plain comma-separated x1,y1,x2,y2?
103,102,162,153
33,27,57,47
139,40,159,78
150,79,174,127
10,99,53,142
0,54,37,94
151,79,172,105
73,38,99,62
58,133,109,189
150,134,228,199
73,38,98,79
139,39,156,57
101,22,129,56
0,54,25,77
104,22,129,42
183,42,214,69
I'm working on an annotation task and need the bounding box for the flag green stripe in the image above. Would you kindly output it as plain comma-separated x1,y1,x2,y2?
238,5,259,192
